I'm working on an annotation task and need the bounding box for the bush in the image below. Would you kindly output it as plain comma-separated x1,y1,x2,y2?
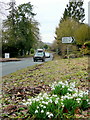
30,48,34,54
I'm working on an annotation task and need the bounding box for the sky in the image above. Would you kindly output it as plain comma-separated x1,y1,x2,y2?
1,0,90,43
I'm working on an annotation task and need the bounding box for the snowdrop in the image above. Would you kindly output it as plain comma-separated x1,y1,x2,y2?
55,100,58,104
68,88,73,92
36,98,40,102
43,106,46,109
35,110,38,113
88,102,90,105
49,99,52,103
52,94,58,97
65,81,68,86
37,106,39,109
72,93,78,97
46,112,50,115
41,110,44,113
76,98,81,103
22,99,26,102
48,113,54,118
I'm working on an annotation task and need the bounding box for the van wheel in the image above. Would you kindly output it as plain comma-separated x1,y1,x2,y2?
34,59,36,62
42,59,45,62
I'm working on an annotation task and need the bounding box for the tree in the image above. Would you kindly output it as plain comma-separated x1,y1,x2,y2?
55,18,90,56
2,0,19,57
55,18,79,42
74,24,90,45
61,0,85,23
15,2,39,55
2,2,40,57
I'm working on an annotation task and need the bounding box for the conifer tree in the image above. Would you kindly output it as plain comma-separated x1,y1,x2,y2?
61,0,85,23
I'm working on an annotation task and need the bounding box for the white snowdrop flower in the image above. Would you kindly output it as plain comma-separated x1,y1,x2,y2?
26,102,30,105
37,106,39,109
62,85,64,88
87,99,89,102
35,110,38,113
63,95,69,99
76,98,81,101
39,93,42,96
27,99,32,102
29,101,32,105
61,98,63,101
52,95,58,97
52,87,55,90
78,93,83,97
48,113,54,118
40,104,44,107
43,106,46,109
43,93,48,97
65,81,68,86
49,99,52,103
88,102,90,105
58,81,63,85
42,101,45,104
73,93,78,97
55,100,58,104
61,102,63,105
46,97,49,100
68,88,72,92
40,97,43,100
45,102,48,105
36,98,39,102
54,81,57,84
23,103,27,106
62,104,64,108
46,112,50,115
56,97,59,100
75,89,78,93
41,110,44,113
22,99,26,102
84,91,88,95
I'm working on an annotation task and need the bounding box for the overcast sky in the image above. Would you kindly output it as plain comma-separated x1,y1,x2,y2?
1,0,90,43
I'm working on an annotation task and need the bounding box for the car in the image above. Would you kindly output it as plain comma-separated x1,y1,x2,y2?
37,49,45,52
45,52,50,58
33,52,45,62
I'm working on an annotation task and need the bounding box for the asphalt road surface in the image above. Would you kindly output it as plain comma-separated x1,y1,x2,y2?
2,54,53,77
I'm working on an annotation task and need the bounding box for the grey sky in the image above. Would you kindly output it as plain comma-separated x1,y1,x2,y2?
1,0,90,43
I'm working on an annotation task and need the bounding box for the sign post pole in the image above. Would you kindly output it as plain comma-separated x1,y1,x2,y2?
67,45,69,59
62,37,75,58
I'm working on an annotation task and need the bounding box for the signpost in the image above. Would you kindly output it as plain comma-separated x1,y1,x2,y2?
62,37,75,58
62,37,75,43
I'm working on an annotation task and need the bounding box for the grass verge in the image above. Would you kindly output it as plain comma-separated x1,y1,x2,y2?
1,56,90,119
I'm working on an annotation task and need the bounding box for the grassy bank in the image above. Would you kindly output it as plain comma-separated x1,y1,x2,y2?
2,56,90,119
3,56,88,88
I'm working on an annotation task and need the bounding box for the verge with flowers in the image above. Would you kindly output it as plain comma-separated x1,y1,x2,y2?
22,81,90,119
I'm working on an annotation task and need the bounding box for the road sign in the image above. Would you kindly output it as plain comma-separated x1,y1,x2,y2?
62,37,75,43
5,53,10,58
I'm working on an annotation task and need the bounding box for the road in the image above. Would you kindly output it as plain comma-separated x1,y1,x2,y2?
2,55,53,77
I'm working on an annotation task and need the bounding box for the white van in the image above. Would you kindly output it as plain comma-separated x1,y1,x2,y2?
37,49,45,52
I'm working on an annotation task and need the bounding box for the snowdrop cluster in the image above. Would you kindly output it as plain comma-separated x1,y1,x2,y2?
22,81,90,119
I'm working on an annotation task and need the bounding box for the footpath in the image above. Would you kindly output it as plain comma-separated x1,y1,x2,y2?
0,58,21,62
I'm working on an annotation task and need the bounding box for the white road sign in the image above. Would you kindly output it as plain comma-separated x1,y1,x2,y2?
62,37,75,43
5,53,10,58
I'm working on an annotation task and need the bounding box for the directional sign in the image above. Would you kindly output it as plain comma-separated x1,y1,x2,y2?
62,37,75,43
